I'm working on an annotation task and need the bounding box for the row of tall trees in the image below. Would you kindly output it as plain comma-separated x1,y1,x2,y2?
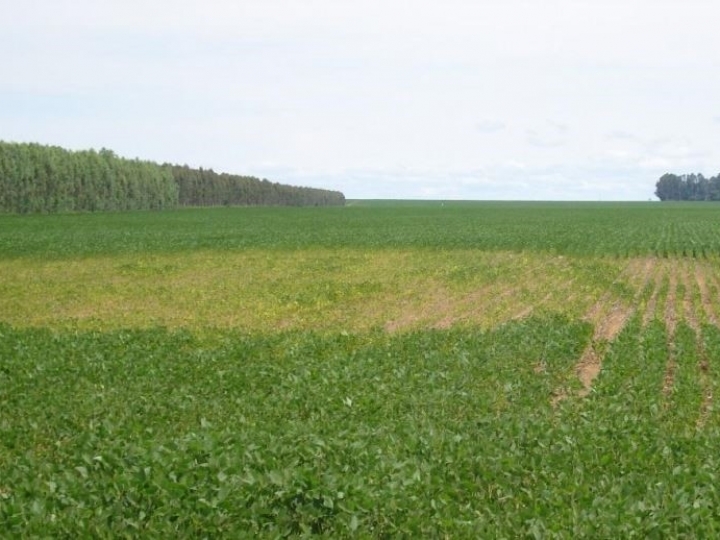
0,142,178,213
655,173,720,201
0,141,345,213
169,165,345,207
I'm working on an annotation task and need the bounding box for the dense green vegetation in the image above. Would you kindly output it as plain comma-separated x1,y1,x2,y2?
4,202,720,535
0,142,178,213
4,319,720,536
0,141,344,213
1,201,720,259
655,172,720,201
170,165,345,208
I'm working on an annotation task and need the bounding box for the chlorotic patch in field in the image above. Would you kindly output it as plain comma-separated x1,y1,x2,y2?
0,248,624,332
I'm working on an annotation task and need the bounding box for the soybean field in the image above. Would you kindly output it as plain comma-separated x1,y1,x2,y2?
3,202,720,536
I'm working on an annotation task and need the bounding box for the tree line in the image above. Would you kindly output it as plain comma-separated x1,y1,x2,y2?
655,173,720,201
0,142,178,213
169,165,345,207
0,141,345,213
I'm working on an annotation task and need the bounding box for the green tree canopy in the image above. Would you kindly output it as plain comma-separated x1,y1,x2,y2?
0,141,345,213
655,173,720,201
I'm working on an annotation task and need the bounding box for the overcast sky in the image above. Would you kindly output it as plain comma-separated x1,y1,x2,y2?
3,1,719,200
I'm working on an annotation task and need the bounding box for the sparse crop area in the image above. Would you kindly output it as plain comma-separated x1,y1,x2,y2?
4,202,720,536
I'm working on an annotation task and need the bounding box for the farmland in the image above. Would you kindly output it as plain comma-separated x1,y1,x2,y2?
3,202,720,536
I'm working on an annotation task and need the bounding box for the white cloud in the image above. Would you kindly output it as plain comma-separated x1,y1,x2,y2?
606,131,637,141
525,127,566,150
475,120,506,134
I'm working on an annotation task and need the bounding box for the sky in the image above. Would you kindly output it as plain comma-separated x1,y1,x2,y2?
2,0,719,200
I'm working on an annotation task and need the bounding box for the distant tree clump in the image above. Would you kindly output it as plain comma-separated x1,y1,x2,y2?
655,173,720,201
0,141,345,213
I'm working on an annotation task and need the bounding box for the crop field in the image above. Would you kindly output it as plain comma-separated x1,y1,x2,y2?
4,202,720,536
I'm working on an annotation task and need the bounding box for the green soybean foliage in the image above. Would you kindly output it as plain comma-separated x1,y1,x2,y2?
3,321,720,537
4,202,720,536
2,201,720,259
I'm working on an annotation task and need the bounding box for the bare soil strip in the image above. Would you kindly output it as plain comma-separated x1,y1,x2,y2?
574,303,636,398
596,304,635,341
575,346,602,399
555,259,650,404
582,258,646,329
583,258,652,341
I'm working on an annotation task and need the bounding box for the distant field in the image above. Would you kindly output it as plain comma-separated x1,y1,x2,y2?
3,202,720,536
2,201,720,258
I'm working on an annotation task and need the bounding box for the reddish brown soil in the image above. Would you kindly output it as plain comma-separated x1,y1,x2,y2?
576,346,601,398
596,305,632,341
